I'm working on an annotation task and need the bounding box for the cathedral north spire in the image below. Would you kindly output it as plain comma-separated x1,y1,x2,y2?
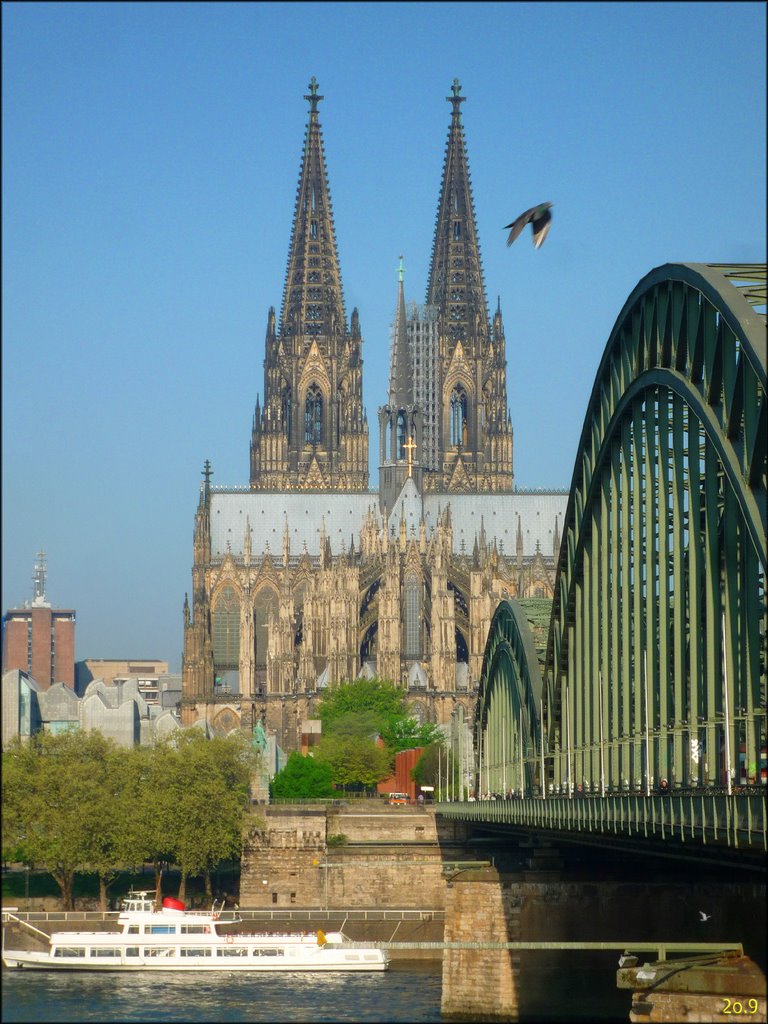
251,79,368,492
279,75,346,339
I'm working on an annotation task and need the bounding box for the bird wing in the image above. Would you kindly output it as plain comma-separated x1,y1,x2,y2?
504,206,537,247
531,207,553,249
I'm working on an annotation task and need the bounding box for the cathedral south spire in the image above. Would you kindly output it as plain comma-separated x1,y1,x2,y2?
250,78,368,492
426,78,489,345
424,79,513,493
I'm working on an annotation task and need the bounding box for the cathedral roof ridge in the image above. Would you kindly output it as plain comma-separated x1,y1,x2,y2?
513,486,571,495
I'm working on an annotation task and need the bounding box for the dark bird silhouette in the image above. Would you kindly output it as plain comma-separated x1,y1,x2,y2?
504,202,553,249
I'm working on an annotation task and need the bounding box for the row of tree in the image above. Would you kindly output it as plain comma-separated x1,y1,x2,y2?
1,678,454,906
270,678,448,798
2,729,258,909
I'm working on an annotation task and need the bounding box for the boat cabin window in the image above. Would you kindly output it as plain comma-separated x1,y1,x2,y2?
127,925,139,934
254,948,280,956
148,925,175,934
54,947,86,957
126,947,140,957
181,924,209,934
91,948,121,957
180,947,213,957
217,946,248,957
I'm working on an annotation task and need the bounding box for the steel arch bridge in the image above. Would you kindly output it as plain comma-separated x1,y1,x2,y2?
458,264,767,852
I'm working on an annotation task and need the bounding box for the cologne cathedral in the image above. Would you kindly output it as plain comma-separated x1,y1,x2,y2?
181,78,568,748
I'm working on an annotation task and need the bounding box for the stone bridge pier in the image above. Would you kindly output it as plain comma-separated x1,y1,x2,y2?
441,865,521,1021
439,860,766,1022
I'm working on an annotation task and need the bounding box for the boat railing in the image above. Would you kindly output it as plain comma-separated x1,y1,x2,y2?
1,909,52,942
3,907,444,925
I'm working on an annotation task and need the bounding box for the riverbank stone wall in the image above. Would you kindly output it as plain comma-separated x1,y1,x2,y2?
240,803,471,908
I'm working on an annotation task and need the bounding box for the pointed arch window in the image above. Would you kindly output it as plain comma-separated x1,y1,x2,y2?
310,220,318,240
396,411,407,460
404,574,422,659
305,385,323,444
450,388,468,448
213,586,240,670
281,386,292,437
253,587,278,670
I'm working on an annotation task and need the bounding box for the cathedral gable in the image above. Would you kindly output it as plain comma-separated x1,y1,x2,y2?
443,340,473,395
303,455,327,490
447,456,473,492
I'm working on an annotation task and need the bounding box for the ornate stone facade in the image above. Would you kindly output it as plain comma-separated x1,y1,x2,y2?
181,79,568,749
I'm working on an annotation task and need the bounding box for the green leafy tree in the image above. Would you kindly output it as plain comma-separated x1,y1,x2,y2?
2,731,118,909
150,731,256,903
318,677,441,754
80,741,137,910
318,678,406,731
120,741,178,904
380,716,443,753
314,734,392,790
411,741,446,789
270,752,335,799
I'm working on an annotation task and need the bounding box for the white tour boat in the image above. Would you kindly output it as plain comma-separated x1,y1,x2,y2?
2,891,389,972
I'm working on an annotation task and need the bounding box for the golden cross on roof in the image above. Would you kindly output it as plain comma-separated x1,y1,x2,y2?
404,435,417,477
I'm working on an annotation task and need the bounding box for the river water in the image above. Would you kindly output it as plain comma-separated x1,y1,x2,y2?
3,963,441,1023
1,957,634,1022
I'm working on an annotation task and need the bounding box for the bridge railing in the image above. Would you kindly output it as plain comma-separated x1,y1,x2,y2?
435,793,767,851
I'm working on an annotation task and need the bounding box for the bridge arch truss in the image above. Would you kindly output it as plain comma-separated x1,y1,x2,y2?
474,599,546,797
540,263,766,797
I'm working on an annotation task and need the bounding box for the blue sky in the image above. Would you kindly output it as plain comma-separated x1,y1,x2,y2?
2,2,765,671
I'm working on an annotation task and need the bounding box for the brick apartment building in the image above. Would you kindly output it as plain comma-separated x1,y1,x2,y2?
2,552,75,690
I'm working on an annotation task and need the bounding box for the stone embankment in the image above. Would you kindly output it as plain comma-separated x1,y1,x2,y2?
240,802,471,908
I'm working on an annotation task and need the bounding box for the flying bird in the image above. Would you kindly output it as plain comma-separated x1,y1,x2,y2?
504,202,553,249
698,911,712,922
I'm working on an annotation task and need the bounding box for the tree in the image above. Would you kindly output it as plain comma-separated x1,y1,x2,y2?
270,752,335,799
80,742,137,910
2,731,119,909
314,734,391,790
411,741,446,789
318,677,441,753
380,715,443,753
318,678,406,731
145,731,256,903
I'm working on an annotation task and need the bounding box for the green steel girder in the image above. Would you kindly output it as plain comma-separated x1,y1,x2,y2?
541,263,767,799
474,599,546,796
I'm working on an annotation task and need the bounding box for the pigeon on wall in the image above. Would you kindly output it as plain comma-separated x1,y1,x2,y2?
504,202,553,248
